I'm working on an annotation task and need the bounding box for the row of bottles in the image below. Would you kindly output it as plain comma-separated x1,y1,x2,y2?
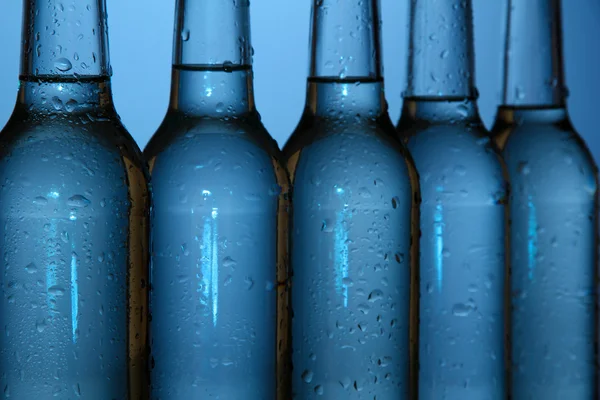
0,0,596,399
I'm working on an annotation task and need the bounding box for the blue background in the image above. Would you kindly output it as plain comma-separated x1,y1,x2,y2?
0,0,598,160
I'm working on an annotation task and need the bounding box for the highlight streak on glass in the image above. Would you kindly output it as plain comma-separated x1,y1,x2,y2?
434,186,445,292
70,247,79,344
527,195,537,281
210,208,219,327
200,207,220,327
335,209,350,307
46,221,58,317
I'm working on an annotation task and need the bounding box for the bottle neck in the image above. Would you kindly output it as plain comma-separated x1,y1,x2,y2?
502,0,566,107
306,77,386,119
169,65,254,117
173,0,252,66
404,0,477,99
496,105,568,125
400,97,481,125
15,76,114,115
170,0,255,117
308,0,382,80
20,0,111,79
305,0,385,118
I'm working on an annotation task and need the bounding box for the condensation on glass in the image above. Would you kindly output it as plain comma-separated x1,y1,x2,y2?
284,1,419,398
0,1,149,399
492,1,598,398
397,0,507,398
144,1,289,399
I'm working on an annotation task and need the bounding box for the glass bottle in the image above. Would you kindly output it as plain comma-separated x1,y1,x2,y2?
396,0,507,398
491,0,598,398
144,1,289,399
0,0,149,399
284,0,418,398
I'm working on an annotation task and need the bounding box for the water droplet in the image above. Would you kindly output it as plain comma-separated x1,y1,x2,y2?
515,86,525,100
457,104,469,117
339,377,351,389
36,318,47,332
368,289,383,302
33,196,48,205
25,262,37,274
181,243,190,256
302,369,313,383
391,196,400,209
452,299,476,317
357,303,370,314
244,276,254,290
440,50,449,58
314,385,324,395
65,99,78,112
395,252,404,263
54,57,73,72
216,102,225,113
223,61,234,72
222,257,237,268
52,96,63,110
426,283,434,293
47,285,65,296
342,277,353,287
321,219,334,233
68,195,90,208
181,29,190,41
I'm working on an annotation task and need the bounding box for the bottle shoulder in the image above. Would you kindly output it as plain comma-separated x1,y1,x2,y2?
401,121,501,162
399,122,507,202
3,109,142,157
286,116,416,197
145,113,288,191
493,119,598,199
0,117,148,216
284,111,408,160
145,111,282,161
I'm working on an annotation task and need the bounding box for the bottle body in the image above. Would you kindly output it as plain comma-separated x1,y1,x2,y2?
146,67,288,400
0,79,149,399
493,107,598,399
398,99,507,400
286,79,416,399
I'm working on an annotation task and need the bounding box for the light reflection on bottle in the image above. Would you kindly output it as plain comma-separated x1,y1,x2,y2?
434,186,444,293
333,186,350,308
527,195,537,281
200,206,220,327
70,245,79,344
45,221,58,317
